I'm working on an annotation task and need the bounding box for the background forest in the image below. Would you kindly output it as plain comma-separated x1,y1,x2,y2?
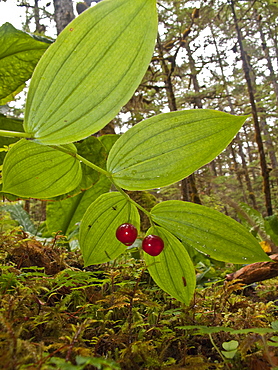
0,0,278,369
2,0,278,217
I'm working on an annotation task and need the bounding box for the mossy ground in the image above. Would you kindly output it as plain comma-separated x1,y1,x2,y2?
0,225,278,370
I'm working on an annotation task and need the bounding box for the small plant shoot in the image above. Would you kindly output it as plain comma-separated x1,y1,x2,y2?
0,0,270,305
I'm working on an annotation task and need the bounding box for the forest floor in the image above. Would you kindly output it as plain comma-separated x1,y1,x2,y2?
0,225,278,370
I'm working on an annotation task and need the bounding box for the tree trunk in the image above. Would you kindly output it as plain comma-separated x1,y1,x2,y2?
157,36,201,204
235,133,258,209
210,24,236,114
230,0,272,216
229,141,248,204
184,42,202,109
157,36,177,112
255,10,278,107
210,24,252,205
53,0,75,35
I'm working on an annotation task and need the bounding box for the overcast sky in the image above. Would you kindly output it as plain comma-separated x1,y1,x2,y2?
0,0,77,37
0,1,26,29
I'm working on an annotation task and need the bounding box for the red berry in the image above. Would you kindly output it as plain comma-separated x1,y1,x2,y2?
116,223,138,246
142,235,164,256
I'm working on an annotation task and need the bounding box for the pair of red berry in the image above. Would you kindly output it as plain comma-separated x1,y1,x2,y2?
116,223,164,256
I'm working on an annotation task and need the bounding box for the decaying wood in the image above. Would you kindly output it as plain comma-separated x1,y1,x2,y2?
225,254,278,285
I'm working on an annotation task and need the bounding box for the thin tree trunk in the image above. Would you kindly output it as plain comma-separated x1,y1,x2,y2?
34,0,41,32
229,141,248,204
157,36,177,112
230,0,272,216
181,177,189,202
208,26,253,206
209,161,217,177
53,0,75,35
255,10,278,107
157,36,201,204
210,24,236,114
184,42,202,109
235,133,258,209
242,124,256,180
260,117,278,187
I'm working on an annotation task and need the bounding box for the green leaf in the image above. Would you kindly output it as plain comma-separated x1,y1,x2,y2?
24,0,158,145
222,340,239,351
2,139,82,199
47,136,111,201
75,136,108,190
151,201,270,264
98,134,120,154
0,84,25,105
269,0,278,7
264,214,278,245
107,110,246,190
1,203,37,234
178,325,232,334
177,325,275,335
221,350,237,359
45,175,111,236
222,340,239,359
79,192,140,265
144,226,196,305
237,202,265,232
271,321,278,331
0,23,49,103
0,114,24,165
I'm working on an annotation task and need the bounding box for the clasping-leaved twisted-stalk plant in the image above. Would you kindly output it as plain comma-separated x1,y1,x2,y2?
0,0,270,304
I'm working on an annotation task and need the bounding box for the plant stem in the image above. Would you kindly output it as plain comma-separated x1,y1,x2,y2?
113,183,152,219
75,153,111,178
0,130,30,139
56,147,152,221
208,333,227,364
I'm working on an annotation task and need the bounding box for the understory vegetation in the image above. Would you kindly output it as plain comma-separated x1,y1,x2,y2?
1,210,278,370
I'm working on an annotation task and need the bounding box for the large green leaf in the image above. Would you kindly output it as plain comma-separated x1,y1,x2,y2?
2,139,82,199
24,0,158,145
79,192,140,265
0,23,49,104
45,175,111,236
107,110,246,190
144,226,196,305
151,201,270,264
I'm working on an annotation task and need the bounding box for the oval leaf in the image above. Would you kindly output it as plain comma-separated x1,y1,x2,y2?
107,109,247,190
144,226,196,305
45,175,111,237
24,0,158,145
0,23,49,103
2,139,82,198
151,201,270,264
79,192,140,265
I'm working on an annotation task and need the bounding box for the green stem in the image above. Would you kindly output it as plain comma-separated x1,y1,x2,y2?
113,183,152,219
54,146,152,221
208,333,227,364
0,130,30,139
130,196,152,219
75,153,111,178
